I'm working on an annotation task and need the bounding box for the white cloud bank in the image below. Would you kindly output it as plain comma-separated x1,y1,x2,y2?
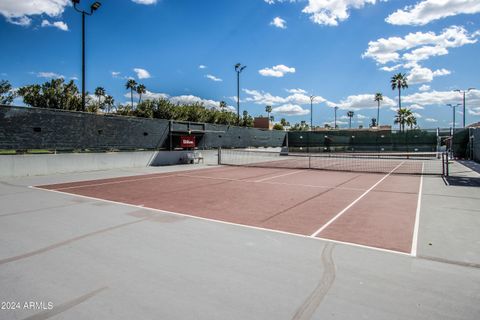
41,19,68,31
258,65,296,77
386,0,480,26
0,0,69,26
133,68,151,79
205,74,223,82
270,16,287,29
131,0,158,4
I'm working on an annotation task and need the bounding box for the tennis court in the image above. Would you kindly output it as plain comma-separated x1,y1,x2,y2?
35,151,430,254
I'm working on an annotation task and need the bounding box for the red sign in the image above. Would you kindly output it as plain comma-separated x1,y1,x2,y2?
180,136,196,148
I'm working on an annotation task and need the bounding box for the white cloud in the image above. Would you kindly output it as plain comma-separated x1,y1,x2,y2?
380,64,402,72
363,26,479,65
270,16,287,29
205,74,223,82
413,112,423,118
0,0,69,26
41,19,68,31
198,65,207,69
286,88,307,94
37,72,64,79
302,0,382,26
386,0,480,26
131,0,158,4
243,88,325,106
133,68,151,79
326,93,396,110
403,89,480,108
112,71,121,78
125,90,235,111
357,114,368,119
425,118,438,122
408,104,425,110
407,65,450,84
419,85,430,92
272,104,310,116
258,64,296,77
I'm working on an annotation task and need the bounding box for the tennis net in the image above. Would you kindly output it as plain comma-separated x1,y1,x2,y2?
218,149,448,175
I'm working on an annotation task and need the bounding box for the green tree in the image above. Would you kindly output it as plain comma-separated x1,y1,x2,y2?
94,86,106,110
272,123,284,130
347,111,354,129
391,73,408,129
374,92,383,126
104,95,115,114
265,105,272,122
125,79,138,108
0,80,15,105
18,78,82,110
394,108,416,132
219,100,227,111
136,84,146,103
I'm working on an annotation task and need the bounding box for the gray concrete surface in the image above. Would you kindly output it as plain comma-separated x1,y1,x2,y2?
417,161,480,267
0,165,479,319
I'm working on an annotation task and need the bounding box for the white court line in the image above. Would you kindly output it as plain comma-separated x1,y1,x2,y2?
411,163,424,257
177,174,368,192
254,170,304,183
29,185,409,256
43,166,236,191
310,161,406,238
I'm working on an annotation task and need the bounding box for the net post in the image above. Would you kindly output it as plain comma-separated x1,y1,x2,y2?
218,147,222,165
442,152,445,176
446,152,449,177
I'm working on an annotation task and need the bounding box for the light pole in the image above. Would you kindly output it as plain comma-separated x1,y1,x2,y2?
447,103,461,132
310,95,315,131
454,88,475,128
334,106,338,129
72,0,102,112
235,63,246,124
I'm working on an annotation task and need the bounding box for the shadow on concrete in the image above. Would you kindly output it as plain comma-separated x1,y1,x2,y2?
457,160,480,174
445,176,480,187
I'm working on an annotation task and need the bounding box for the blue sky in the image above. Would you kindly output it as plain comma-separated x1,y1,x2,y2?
1,0,479,128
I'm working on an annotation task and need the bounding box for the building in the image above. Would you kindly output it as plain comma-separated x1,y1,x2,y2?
253,117,272,130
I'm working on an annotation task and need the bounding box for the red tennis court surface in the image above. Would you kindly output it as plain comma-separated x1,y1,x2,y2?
36,165,422,254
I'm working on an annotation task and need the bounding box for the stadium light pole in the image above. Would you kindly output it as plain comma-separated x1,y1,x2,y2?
72,0,102,112
310,95,315,131
447,103,461,132
235,63,246,123
334,106,339,129
453,88,475,128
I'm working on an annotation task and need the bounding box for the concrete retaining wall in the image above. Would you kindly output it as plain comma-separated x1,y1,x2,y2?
0,106,286,150
0,150,221,178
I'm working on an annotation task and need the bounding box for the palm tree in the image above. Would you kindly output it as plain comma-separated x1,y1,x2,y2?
391,73,408,130
94,87,106,110
374,93,383,127
219,101,227,111
104,95,115,114
394,108,416,132
265,105,272,122
125,79,138,108
347,111,354,129
136,84,146,103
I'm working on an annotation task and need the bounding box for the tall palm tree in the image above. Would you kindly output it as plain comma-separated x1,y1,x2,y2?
391,73,408,130
265,105,272,122
405,110,417,129
125,79,138,108
136,84,146,103
347,111,354,129
94,87,106,110
374,92,383,126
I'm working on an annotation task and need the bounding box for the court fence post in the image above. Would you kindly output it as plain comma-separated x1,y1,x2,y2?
218,147,222,165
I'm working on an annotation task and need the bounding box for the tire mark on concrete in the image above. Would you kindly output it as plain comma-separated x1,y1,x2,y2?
0,218,147,266
22,287,108,320
291,243,336,320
